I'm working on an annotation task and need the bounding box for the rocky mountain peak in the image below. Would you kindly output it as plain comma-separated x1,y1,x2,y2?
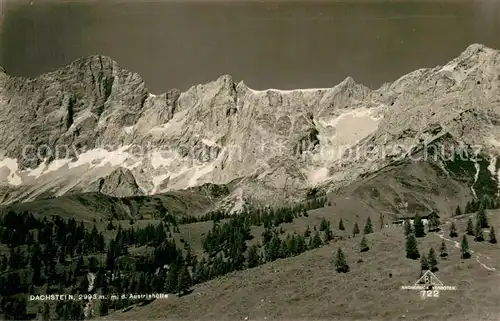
1,44,500,206
89,167,143,198
65,54,117,73
458,43,491,61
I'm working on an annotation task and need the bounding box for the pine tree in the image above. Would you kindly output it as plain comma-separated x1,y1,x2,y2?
489,226,497,244
165,265,179,293
311,231,323,249
439,240,448,258
477,205,489,228
323,225,334,243
420,254,429,271
339,218,345,230
79,275,90,294
177,265,192,296
428,212,441,232
88,256,99,273
333,248,349,273
364,217,373,235
413,214,425,237
405,233,420,260
352,222,360,237
474,220,484,242
428,248,438,272
461,235,471,259
247,244,261,268
449,222,458,238
455,205,462,217
360,235,369,252
466,218,474,235
296,234,306,254
98,300,109,316
265,233,282,262
76,255,85,275
319,218,329,231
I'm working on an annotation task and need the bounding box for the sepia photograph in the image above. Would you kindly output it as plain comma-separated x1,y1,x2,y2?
0,0,499,320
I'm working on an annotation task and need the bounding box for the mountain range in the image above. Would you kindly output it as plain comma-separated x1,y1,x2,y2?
0,43,500,215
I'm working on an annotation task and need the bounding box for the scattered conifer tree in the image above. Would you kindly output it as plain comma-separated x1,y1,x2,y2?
177,265,192,296
98,300,109,316
364,217,373,235
476,205,489,228
428,212,441,232
482,195,492,209
439,240,448,258
428,248,438,272
247,244,261,268
165,265,179,293
455,205,462,217
474,220,484,242
339,218,345,230
406,232,420,260
333,248,349,273
449,222,458,238
489,226,497,244
319,218,329,231
466,218,474,236
310,231,323,249
323,224,334,243
360,235,369,252
420,254,429,271
461,235,471,259
353,222,360,237
78,275,90,294
413,214,425,237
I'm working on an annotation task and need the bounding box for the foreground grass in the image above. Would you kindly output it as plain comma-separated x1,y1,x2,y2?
94,211,500,321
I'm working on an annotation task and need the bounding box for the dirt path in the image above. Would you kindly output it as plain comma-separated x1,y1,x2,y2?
437,220,500,277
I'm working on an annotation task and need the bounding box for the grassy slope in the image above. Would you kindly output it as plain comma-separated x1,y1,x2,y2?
97,211,500,321
0,183,230,225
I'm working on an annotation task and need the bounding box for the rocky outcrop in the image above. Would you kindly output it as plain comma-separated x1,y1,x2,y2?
0,44,500,206
92,167,143,198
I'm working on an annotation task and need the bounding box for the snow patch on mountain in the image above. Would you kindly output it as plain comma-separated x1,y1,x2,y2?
0,157,22,185
305,167,329,185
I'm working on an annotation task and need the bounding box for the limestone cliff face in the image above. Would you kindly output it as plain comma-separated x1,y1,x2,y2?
0,56,154,168
0,44,500,206
85,167,144,198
